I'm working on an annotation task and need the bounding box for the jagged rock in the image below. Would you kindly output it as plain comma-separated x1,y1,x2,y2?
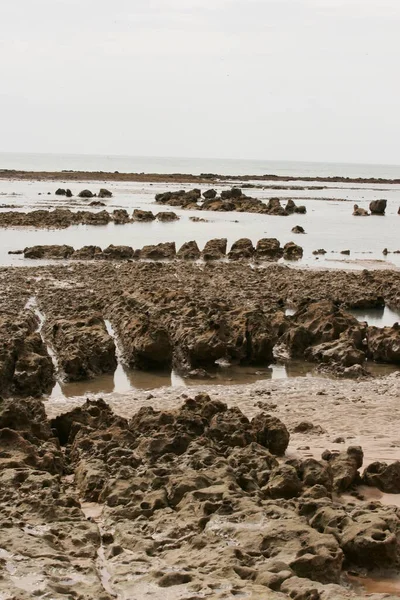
24,245,75,259
362,461,400,493
366,324,400,363
156,212,179,222
72,245,103,260
265,464,302,499
202,238,227,260
102,245,135,260
221,187,242,199
112,209,130,224
98,188,112,198
286,199,307,214
313,249,327,255
228,238,255,260
177,240,201,260
323,446,363,492
139,242,176,260
202,189,217,199
283,242,303,260
254,238,283,261
265,197,287,215
132,209,155,221
48,314,117,382
251,413,290,456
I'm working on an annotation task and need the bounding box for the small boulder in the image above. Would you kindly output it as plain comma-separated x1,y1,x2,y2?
102,245,135,260
362,461,400,493
156,212,179,222
369,199,387,215
254,238,283,261
283,242,303,260
132,209,155,222
202,238,227,261
203,189,217,199
228,238,255,260
292,225,305,234
78,189,94,198
177,241,201,260
98,188,113,198
139,242,176,260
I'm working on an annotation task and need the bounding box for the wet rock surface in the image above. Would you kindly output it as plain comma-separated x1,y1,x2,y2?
0,392,396,598
155,187,308,215
0,263,399,395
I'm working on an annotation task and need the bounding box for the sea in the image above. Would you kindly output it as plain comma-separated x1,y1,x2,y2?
1,152,400,179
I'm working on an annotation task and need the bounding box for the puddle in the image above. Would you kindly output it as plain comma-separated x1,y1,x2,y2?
45,358,399,402
348,305,400,327
347,572,400,596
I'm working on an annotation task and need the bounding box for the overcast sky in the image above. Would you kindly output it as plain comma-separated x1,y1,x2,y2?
1,0,399,163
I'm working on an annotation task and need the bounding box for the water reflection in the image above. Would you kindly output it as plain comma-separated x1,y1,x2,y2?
348,305,400,327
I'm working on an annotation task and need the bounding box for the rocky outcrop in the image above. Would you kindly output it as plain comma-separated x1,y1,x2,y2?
228,238,255,260
0,313,55,397
154,188,307,216
46,314,117,381
366,324,400,363
156,211,179,222
112,209,130,224
202,238,227,260
292,225,305,233
78,189,94,198
102,245,135,260
283,242,303,260
254,238,284,261
203,188,217,199
132,209,155,221
281,300,365,366
98,188,112,198
55,187,72,197
72,245,103,260
285,199,307,214
24,245,75,259
139,242,176,260
362,461,400,493
369,199,387,215
177,240,201,260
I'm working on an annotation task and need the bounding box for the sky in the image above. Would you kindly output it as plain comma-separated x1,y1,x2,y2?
0,0,399,164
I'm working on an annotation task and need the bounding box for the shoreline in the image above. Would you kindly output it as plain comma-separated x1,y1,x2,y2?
2,168,400,184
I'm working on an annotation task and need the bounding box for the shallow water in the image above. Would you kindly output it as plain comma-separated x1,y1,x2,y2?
47,360,398,402
0,178,400,270
349,305,400,327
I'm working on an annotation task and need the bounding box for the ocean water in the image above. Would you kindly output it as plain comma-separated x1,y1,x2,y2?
1,152,400,179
